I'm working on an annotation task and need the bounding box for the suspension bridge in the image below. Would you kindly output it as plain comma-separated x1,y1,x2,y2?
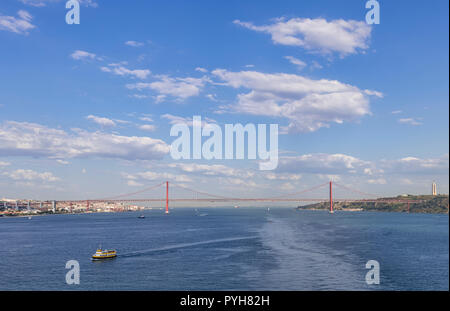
17,180,422,214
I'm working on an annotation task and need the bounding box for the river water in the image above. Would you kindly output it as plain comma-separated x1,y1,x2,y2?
0,208,447,290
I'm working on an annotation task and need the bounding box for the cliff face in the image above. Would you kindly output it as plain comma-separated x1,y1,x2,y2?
297,195,449,214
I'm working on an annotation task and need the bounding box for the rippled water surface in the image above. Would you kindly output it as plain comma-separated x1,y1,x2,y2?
0,208,448,290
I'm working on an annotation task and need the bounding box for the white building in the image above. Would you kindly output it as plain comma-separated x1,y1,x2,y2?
432,182,437,196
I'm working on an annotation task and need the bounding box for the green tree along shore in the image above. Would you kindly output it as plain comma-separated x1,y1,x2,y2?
297,195,449,214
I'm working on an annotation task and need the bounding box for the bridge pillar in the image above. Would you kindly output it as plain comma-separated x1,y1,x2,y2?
165,181,169,214
329,181,333,213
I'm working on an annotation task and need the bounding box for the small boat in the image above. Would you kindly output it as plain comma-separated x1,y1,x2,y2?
92,248,117,260
28,216,32,220
138,215,145,219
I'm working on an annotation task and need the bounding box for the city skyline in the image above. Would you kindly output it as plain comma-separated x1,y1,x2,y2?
0,0,449,200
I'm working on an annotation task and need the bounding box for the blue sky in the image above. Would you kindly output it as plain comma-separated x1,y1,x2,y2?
0,0,448,201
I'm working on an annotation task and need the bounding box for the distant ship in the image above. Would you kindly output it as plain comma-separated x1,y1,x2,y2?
234,205,239,209
195,209,207,217
138,215,145,219
92,248,117,260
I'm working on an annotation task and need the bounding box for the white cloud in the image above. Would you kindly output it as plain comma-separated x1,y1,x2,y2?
56,159,69,165
168,163,254,178
284,56,306,70
277,153,373,175
113,119,131,125
279,182,296,190
18,10,32,21
315,174,342,182
363,89,383,98
224,177,246,186
0,161,11,167
264,173,302,181
0,121,169,161
222,177,259,188
195,67,208,73
130,94,149,99
212,69,381,133
19,0,98,7
391,110,402,114
101,63,150,79
398,118,422,126
70,50,98,61
155,95,166,103
125,40,144,47
126,75,208,100
161,114,216,128
127,180,143,187
139,116,154,122
86,115,116,127
3,169,59,182
19,0,48,7
0,10,35,35
364,168,374,175
206,94,217,101
367,178,387,185
382,155,449,175
234,17,372,57
275,153,448,182
126,153,447,193
139,124,156,132
123,171,192,183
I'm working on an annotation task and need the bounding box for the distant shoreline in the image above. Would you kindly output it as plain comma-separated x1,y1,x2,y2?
296,207,448,214
1,204,449,218
297,194,449,214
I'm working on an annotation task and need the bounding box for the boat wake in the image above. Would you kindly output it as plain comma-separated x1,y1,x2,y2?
120,236,258,258
257,215,366,290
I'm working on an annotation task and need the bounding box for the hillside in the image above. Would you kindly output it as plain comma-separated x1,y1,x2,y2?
297,195,449,214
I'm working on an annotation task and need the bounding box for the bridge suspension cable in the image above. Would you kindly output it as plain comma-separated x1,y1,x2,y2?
81,179,382,204
267,182,330,199
170,182,230,200
94,182,166,201
333,182,378,198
